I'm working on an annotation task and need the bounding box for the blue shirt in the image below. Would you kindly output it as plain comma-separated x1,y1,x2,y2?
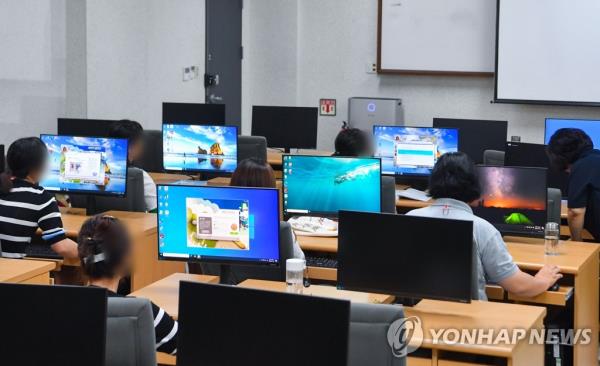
408,198,518,300
568,149,600,242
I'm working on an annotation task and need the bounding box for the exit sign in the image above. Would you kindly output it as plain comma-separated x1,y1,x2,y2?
320,99,337,116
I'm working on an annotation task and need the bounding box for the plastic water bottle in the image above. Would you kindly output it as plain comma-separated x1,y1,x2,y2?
286,259,305,294
545,222,560,256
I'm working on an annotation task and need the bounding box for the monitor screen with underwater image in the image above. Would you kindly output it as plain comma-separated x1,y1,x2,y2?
282,155,381,217
40,135,128,196
162,124,238,173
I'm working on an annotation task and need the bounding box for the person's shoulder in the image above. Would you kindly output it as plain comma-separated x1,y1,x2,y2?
575,150,600,168
405,206,431,217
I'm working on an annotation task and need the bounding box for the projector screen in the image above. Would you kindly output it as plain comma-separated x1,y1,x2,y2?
495,0,600,106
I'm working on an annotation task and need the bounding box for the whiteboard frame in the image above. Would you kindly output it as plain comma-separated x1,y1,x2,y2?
493,0,600,107
376,0,495,77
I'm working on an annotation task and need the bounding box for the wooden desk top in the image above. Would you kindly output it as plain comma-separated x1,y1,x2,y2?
148,172,192,185
238,279,395,304
406,299,546,357
0,258,56,283
267,150,333,166
297,236,599,275
61,211,157,238
129,273,219,318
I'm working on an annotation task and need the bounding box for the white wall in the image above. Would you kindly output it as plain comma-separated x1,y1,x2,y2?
293,0,600,150
86,0,206,130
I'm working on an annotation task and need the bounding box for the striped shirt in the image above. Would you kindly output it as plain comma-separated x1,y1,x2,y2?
105,289,178,355
0,179,67,258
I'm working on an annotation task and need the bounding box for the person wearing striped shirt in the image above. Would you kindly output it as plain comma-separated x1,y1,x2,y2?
0,137,78,259
78,215,178,355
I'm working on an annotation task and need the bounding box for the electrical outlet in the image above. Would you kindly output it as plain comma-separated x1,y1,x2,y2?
366,61,377,74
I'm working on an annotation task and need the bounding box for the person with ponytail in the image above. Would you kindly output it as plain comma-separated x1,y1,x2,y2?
0,137,78,258
78,215,178,355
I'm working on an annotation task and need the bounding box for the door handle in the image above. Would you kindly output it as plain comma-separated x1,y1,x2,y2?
209,94,224,103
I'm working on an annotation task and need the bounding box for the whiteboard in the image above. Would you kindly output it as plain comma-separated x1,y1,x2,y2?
496,0,600,105
379,0,496,74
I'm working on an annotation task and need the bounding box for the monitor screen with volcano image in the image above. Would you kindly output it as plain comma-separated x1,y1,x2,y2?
473,166,547,237
162,124,238,173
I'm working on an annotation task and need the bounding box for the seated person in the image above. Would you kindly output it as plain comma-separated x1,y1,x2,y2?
78,215,178,355
332,128,372,157
0,137,78,259
231,158,304,259
407,152,561,300
109,120,157,212
547,128,600,242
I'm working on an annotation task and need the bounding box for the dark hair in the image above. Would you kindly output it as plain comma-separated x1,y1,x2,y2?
230,158,276,188
78,216,132,280
547,128,594,171
109,119,144,144
428,152,481,203
333,128,371,157
0,137,49,194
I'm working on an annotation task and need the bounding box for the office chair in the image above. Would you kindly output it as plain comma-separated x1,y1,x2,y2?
349,303,406,366
547,188,562,224
106,298,157,366
198,221,295,285
238,135,268,164
71,167,146,214
483,150,505,166
381,176,397,214
139,130,164,173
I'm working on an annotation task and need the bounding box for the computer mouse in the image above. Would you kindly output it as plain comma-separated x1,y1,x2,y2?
549,283,560,292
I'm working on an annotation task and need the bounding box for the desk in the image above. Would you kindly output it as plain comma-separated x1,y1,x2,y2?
266,149,333,167
61,211,185,291
298,236,599,366
0,258,55,284
148,172,192,185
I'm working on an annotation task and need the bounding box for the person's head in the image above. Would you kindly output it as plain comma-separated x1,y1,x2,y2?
230,158,276,188
428,152,481,204
109,119,144,162
333,128,372,157
0,137,49,193
78,215,132,281
547,128,594,172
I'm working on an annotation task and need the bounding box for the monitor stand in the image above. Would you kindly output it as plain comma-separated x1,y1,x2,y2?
219,264,232,285
86,196,98,216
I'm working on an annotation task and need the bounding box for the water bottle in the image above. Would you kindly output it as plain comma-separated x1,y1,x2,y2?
286,258,305,294
545,222,560,256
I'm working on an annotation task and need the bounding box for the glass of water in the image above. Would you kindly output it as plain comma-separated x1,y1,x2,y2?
545,222,561,256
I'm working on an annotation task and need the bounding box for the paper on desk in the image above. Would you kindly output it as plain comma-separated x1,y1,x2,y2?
397,188,431,202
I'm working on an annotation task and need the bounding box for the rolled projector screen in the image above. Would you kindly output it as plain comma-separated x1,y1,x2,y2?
495,0,600,105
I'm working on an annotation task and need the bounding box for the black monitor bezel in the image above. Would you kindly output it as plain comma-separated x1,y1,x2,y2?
161,124,239,175
281,154,383,219
156,184,281,267
40,134,130,198
372,125,460,178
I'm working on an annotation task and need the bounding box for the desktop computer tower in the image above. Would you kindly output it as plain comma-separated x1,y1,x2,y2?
348,97,404,132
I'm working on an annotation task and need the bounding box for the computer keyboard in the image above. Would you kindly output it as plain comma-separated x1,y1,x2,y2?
306,256,338,269
25,244,62,259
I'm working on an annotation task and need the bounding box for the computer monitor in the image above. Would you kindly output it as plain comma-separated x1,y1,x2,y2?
157,185,280,266
505,142,569,196
545,118,600,148
433,118,508,164
162,102,226,126
0,284,106,366
40,135,129,196
177,281,350,366
474,166,547,237
337,211,474,303
57,118,116,137
162,124,238,173
251,106,319,152
373,126,459,177
282,155,382,217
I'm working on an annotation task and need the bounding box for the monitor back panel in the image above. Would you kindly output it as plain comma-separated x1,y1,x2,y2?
163,102,226,126
433,118,508,164
177,281,350,366
251,106,319,150
338,211,474,303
